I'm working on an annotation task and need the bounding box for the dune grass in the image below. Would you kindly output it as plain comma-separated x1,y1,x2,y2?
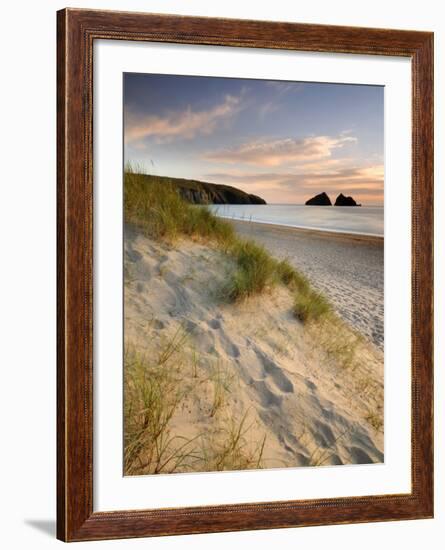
223,240,277,300
124,169,332,324
198,411,267,472
293,292,331,323
124,168,235,245
124,332,266,475
124,343,191,475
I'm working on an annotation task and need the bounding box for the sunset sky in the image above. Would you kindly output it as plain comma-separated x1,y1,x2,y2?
124,73,384,205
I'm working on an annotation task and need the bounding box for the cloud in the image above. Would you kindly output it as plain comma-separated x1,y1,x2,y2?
255,82,304,119
204,135,357,167
206,165,383,189
265,81,303,95
204,164,384,204
258,101,279,119
125,94,242,145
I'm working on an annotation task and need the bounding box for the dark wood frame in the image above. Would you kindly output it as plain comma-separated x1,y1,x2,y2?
57,8,434,542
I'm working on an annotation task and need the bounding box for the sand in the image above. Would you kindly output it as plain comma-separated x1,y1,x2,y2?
230,220,384,350
124,224,384,473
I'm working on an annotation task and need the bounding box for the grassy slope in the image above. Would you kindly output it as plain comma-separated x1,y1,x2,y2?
124,170,330,319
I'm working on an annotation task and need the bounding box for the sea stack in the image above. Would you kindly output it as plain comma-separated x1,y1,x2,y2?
305,192,332,206
334,193,360,206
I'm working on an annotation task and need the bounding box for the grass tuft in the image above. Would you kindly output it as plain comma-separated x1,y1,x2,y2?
198,412,267,472
124,345,192,475
276,258,311,294
293,292,332,323
223,240,277,301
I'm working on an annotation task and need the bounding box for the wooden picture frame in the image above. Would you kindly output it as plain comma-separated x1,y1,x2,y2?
57,8,434,542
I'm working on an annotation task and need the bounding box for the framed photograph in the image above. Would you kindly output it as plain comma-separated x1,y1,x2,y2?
57,8,433,542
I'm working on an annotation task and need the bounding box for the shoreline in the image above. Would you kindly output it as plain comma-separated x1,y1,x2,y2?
220,217,384,244
228,219,384,349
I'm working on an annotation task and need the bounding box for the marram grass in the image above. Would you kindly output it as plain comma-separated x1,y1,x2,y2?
124,169,331,324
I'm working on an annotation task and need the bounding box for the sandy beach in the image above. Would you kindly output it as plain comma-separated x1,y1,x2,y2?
124,223,384,474
122,74,386,476
230,220,384,350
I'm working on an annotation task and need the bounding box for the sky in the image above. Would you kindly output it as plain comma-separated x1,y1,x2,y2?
124,73,384,205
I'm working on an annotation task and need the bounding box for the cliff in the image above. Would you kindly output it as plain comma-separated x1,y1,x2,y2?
136,174,266,205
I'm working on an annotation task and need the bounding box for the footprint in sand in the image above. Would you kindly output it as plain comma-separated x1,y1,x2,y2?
254,349,294,393
125,248,142,263
304,379,317,392
277,434,309,465
152,319,165,330
324,454,343,465
348,446,374,464
207,319,240,358
225,342,240,358
251,379,283,408
194,325,220,356
157,254,169,275
204,330,240,358
350,430,384,463
183,319,199,334
313,420,336,447
136,282,144,293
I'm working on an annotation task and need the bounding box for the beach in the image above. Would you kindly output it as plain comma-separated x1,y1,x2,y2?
229,220,384,350
122,75,386,475
124,223,384,474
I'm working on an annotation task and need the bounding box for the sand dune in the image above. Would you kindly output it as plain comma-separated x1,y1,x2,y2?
124,224,384,473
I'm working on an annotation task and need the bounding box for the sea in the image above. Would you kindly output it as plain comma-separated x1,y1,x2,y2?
207,204,384,237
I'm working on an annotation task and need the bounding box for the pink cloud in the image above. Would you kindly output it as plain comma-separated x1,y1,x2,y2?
125,95,242,145
204,135,357,167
